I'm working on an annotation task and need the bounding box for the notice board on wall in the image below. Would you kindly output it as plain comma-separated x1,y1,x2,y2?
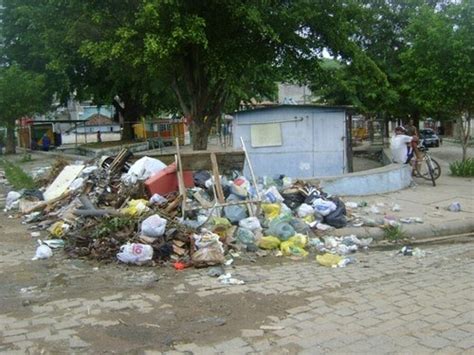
250,123,282,147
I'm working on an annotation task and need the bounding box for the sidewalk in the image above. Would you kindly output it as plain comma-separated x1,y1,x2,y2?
332,147,474,240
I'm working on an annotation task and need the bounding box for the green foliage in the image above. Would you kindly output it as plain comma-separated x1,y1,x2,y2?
383,225,407,242
20,153,33,163
92,216,137,239
449,158,474,177
0,159,36,189
0,65,49,125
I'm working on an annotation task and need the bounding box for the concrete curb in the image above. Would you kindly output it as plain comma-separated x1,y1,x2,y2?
332,219,474,241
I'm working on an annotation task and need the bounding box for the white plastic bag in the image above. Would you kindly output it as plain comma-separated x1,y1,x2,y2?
264,186,284,203
32,244,53,260
117,243,153,265
238,217,262,231
6,191,22,211
69,177,84,191
124,156,167,183
313,199,337,216
141,215,167,238
149,193,167,205
297,203,314,218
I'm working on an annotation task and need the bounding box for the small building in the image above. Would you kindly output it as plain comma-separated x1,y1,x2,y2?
233,105,352,178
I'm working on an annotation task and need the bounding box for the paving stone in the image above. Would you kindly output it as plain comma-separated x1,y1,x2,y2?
241,329,264,337
418,336,452,349
69,336,90,348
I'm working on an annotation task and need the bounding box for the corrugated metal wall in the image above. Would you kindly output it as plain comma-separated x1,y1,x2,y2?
233,106,347,178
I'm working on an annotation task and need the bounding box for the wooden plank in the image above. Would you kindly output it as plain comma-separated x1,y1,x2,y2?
210,152,225,204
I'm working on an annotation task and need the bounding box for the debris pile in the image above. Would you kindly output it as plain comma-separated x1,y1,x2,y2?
5,148,377,268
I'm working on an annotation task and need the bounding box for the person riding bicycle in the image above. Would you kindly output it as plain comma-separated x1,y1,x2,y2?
390,126,418,164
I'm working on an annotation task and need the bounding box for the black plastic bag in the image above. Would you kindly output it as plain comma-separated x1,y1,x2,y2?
324,198,347,228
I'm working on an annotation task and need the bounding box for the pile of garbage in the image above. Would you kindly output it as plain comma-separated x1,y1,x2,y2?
5,149,373,268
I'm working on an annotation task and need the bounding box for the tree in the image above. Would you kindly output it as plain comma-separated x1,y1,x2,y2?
0,65,49,153
401,1,474,160
2,0,375,150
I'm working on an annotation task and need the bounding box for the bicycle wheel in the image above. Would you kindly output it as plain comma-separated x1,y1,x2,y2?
416,156,441,184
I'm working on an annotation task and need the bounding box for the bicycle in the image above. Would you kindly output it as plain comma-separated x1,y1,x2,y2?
412,143,441,186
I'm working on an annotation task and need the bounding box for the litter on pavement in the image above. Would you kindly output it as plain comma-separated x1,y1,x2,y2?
4,147,430,271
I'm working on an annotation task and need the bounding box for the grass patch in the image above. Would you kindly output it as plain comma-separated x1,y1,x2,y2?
0,159,37,189
449,158,474,177
383,225,407,242
19,153,34,163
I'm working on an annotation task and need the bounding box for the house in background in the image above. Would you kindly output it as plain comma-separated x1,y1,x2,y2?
72,113,120,134
233,105,352,178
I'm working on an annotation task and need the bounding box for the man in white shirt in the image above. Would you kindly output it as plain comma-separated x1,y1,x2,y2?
390,126,417,164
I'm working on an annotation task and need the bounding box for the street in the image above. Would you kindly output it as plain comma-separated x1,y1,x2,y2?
0,211,473,353
0,141,473,354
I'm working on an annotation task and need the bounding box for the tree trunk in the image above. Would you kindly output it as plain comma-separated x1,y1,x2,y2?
191,116,214,150
121,101,143,141
460,112,471,162
5,124,16,155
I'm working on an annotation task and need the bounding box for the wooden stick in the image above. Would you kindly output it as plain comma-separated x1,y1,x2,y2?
240,137,261,215
175,138,187,218
185,199,262,212
210,152,225,204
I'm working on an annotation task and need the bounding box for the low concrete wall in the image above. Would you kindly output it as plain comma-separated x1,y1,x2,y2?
304,148,412,196
77,142,149,157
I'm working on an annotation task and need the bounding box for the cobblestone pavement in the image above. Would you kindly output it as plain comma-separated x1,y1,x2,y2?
1,235,473,354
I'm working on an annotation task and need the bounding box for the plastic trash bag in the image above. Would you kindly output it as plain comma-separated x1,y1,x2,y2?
280,235,308,257
32,244,53,260
117,243,153,265
263,186,284,203
297,203,314,218
5,191,21,211
258,236,281,250
48,221,70,238
41,239,65,249
230,184,248,199
288,234,308,248
121,199,150,216
127,156,167,180
313,198,337,216
448,201,461,212
316,253,342,267
267,221,295,241
192,244,225,267
224,204,248,223
235,227,256,246
149,193,168,205
141,214,167,238
68,177,84,191
261,204,281,220
194,170,211,188
239,217,261,231
324,198,347,228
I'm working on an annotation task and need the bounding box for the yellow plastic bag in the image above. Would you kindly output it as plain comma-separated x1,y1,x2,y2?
258,236,281,250
121,199,149,216
280,240,308,257
288,234,308,248
48,221,68,238
316,253,342,267
302,214,315,223
262,204,281,220
211,217,232,238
